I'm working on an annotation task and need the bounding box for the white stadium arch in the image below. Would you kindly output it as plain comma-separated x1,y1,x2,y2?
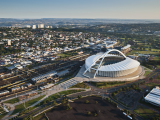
83,49,140,78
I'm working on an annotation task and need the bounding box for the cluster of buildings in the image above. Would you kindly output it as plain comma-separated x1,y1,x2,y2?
0,83,32,96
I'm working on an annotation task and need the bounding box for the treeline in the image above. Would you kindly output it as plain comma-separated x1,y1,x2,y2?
0,46,23,56
111,81,145,97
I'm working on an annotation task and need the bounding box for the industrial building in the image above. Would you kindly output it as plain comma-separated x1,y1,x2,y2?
31,71,57,83
144,86,160,107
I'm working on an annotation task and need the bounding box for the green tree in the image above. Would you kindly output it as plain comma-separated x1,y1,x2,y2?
85,100,89,104
87,111,91,115
78,95,82,99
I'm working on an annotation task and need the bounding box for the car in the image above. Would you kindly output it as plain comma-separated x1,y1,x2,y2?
123,112,127,116
127,115,132,119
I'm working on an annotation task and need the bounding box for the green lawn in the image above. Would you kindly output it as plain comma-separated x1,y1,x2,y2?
57,51,77,58
0,113,8,119
69,82,90,89
12,104,25,115
4,98,19,104
134,105,156,119
127,49,160,56
153,56,160,61
48,93,60,100
157,74,160,80
12,95,45,115
145,82,160,89
58,90,84,95
144,71,151,76
34,113,47,120
25,95,45,108
90,81,130,88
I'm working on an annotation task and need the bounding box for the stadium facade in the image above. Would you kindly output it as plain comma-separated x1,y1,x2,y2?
83,49,140,78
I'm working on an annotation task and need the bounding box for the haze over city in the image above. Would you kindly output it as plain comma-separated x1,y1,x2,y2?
0,0,160,19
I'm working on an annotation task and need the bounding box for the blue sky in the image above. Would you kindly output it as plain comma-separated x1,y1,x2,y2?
0,0,160,19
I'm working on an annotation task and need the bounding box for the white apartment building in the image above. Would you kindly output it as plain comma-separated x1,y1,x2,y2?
32,25,36,29
38,24,44,28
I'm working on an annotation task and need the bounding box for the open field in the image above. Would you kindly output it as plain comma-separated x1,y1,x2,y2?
46,96,130,120
58,90,84,95
34,113,47,120
90,81,130,88
4,98,19,104
127,49,160,56
12,95,45,115
69,82,90,89
144,71,151,76
134,105,156,119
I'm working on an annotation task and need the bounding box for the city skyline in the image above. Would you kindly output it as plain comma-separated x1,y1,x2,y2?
0,0,160,19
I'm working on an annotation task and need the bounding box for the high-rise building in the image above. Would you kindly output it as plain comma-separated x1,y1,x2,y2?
32,25,36,29
38,24,44,28
8,40,11,45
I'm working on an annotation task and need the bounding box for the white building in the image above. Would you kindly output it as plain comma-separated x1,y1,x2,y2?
38,24,44,28
8,40,11,45
145,86,160,107
32,25,36,29
25,25,31,28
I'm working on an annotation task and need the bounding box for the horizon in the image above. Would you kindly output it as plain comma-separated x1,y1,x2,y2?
1,18,160,20
0,0,160,19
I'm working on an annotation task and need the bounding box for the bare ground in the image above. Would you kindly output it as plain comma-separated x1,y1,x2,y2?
46,96,130,120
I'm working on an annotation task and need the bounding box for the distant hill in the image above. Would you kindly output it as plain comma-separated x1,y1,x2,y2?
0,18,160,27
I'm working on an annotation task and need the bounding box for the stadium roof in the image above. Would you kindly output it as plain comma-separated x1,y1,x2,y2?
85,51,140,71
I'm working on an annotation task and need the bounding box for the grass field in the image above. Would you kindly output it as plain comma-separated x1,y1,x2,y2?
127,49,160,56
34,113,47,120
154,56,160,61
57,51,78,58
48,93,60,100
58,90,84,95
144,71,151,76
145,82,160,89
4,98,19,104
139,97,160,111
157,74,160,80
134,105,156,119
0,113,7,119
12,95,45,115
69,82,90,89
90,81,129,88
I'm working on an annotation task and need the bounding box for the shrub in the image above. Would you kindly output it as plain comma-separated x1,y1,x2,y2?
87,111,91,115
53,100,57,106
66,104,72,110
85,100,89,104
94,113,97,117
78,95,82,99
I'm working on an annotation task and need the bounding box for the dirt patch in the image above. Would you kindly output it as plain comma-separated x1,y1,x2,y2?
46,96,130,120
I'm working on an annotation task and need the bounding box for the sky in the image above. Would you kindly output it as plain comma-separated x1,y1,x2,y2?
0,0,160,19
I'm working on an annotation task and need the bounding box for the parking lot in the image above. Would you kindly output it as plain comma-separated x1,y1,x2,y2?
115,89,141,107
